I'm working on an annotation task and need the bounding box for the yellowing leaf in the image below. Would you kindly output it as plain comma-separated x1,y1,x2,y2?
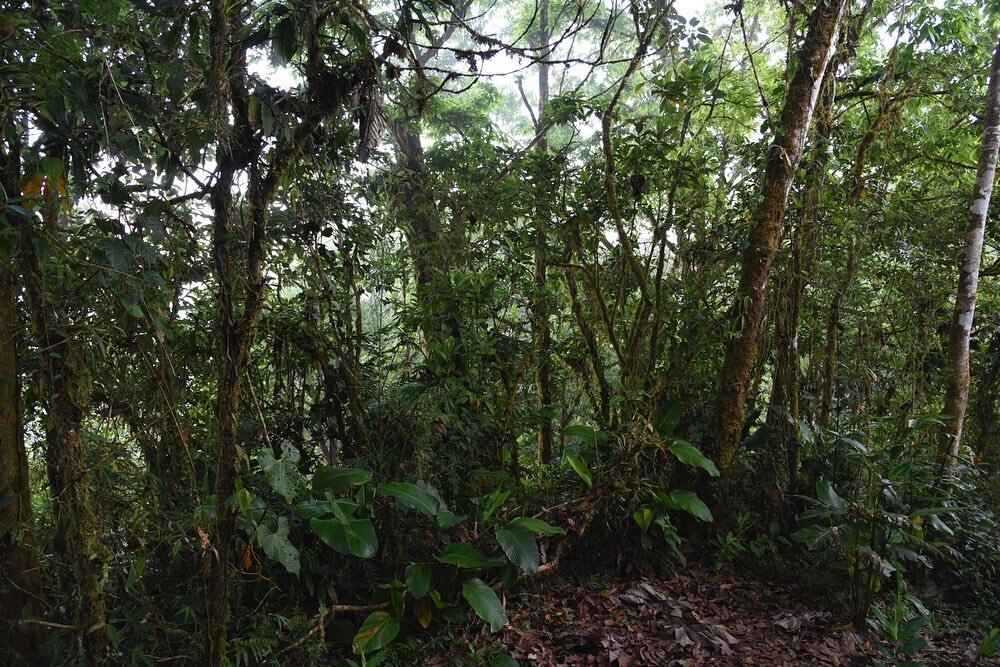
414,597,432,629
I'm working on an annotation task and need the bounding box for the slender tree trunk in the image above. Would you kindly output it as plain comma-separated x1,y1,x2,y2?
533,0,554,463
939,36,1000,466
710,0,848,479
819,237,855,429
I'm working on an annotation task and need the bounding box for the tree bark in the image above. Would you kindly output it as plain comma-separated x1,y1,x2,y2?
710,0,849,479
533,0,554,463
21,220,108,664
0,132,42,661
939,36,1000,466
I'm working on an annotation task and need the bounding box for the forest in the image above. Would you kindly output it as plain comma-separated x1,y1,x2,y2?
1,0,999,664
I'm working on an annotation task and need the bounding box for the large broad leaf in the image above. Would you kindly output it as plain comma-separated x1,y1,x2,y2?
352,611,399,656
257,442,303,504
668,439,720,477
564,453,593,488
295,498,358,520
405,564,432,599
652,402,682,439
380,482,440,517
561,424,608,444
257,517,300,576
436,510,465,529
792,524,837,549
271,15,299,65
312,466,371,496
508,517,566,536
816,479,846,512
462,578,508,632
435,543,504,569
495,525,539,573
664,489,713,522
311,517,378,559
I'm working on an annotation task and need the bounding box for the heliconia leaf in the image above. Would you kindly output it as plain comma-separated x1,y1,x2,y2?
562,424,608,444
816,479,846,511
633,507,654,533
435,543,504,569
508,517,566,536
495,525,539,573
652,402,682,439
565,453,593,488
666,489,713,522
352,611,399,655
668,439,720,477
312,466,371,496
310,517,378,559
462,578,507,632
405,563,431,599
380,482,440,517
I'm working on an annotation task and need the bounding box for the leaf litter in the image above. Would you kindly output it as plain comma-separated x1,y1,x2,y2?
456,566,990,666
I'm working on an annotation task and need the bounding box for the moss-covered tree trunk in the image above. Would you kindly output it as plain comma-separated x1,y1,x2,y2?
21,220,108,664
710,0,848,479
939,36,1000,466
0,131,42,661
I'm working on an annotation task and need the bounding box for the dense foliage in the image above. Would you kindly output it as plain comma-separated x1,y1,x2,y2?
0,0,998,664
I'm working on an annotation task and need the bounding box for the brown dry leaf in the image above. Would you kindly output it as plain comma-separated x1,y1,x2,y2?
414,597,433,629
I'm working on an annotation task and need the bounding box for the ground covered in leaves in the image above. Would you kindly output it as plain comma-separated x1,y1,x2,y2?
448,567,992,666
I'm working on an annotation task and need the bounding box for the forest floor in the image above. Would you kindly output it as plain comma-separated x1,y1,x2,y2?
439,565,992,666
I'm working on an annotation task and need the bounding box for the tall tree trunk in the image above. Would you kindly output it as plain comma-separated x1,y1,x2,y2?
533,0,554,463
390,120,464,370
0,133,42,660
710,0,848,479
939,36,1000,466
22,224,108,664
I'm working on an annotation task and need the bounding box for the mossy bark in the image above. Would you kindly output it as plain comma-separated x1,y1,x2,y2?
711,0,848,480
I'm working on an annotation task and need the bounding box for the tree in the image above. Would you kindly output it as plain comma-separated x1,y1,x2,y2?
710,0,850,480
939,35,1000,467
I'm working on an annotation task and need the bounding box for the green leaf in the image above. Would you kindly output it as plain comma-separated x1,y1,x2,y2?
271,15,298,65
462,578,507,632
312,466,371,496
380,482,440,517
633,507,654,533
257,517,300,576
436,511,465,529
405,564,432,599
652,402,682,439
257,442,302,504
352,611,399,656
235,488,252,514
561,424,607,444
508,517,566,536
668,439,720,477
816,479,846,512
792,524,836,548
311,517,378,559
662,489,713,522
564,453,593,488
435,543,504,569
978,627,1000,657
495,526,539,573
